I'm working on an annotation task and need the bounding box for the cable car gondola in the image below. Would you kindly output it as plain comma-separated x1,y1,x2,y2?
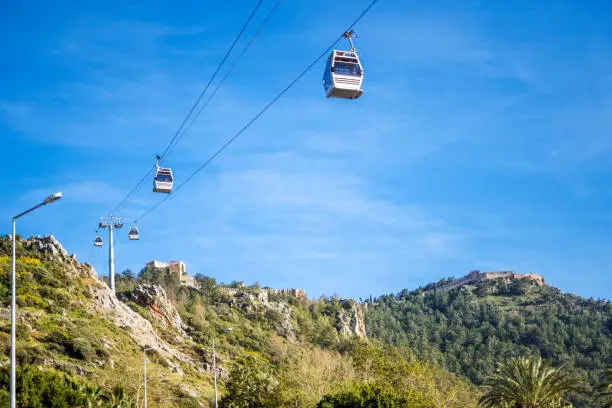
94,236,103,247
128,226,140,241
153,155,174,193
322,30,364,100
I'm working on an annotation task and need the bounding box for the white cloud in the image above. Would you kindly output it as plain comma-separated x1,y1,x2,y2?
20,181,122,205
130,144,471,297
6,2,612,300
18,181,154,213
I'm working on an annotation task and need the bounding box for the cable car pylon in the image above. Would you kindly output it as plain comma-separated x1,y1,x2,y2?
97,215,123,293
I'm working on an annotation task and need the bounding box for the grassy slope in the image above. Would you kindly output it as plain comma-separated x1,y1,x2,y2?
0,236,479,407
0,242,210,407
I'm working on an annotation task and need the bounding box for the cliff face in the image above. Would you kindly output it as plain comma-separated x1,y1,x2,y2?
229,289,297,341
118,283,185,333
335,299,367,339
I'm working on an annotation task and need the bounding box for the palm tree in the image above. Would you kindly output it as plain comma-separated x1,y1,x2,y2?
479,356,574,408
105,386,134,408
86,386,104,408
596,368,612,408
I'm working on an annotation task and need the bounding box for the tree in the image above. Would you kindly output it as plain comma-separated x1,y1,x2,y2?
219,353,280,407
277,346,355,407
317,383,402,408
120,269,134,280
103,385,133,407
596,368,612,408
479,356,575,408
194,274,217,298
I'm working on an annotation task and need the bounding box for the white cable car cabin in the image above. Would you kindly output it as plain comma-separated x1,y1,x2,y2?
153,155,174,193
322,31,364,100
128,226,140,241
94,236,103,247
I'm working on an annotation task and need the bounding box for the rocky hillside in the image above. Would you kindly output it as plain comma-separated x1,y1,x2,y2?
365,274,612,407
0,235,478,407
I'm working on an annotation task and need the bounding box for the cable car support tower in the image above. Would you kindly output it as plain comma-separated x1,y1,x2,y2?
98,216,123,293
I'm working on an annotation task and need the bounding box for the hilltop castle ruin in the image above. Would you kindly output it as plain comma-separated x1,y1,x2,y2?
145,261,306,298
146,260,187,282
432,270,546,293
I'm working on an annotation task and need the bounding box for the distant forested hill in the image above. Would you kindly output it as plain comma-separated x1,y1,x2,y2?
365,276,611,407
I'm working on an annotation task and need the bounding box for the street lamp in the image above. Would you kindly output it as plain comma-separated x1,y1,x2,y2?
213,327,232,408
143,347,153,408
11,192,62,408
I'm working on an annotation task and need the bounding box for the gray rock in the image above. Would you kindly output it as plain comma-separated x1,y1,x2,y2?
118,283,185,335
335,299,367,339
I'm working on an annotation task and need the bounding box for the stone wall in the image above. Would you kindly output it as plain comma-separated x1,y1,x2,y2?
431,270,546,293
218,286,307,298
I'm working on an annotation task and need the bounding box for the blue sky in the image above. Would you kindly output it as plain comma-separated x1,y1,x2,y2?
2,0,611,300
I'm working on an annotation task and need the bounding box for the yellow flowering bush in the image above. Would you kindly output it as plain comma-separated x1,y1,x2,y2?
18,256,41,266
0,255,41,266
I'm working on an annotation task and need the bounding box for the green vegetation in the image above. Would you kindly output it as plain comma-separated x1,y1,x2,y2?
0,365,133,408
365,277,611,407
1,235,609,407
597,368,612,408
0,237,204,407
125,266,477,407
478,356,574,408
0,236,478,407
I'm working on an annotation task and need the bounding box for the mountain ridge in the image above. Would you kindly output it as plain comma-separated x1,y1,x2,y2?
366,272,611,407
1,234,480,407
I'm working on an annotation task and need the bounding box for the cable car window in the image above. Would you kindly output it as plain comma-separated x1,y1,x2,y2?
156,175,173,182
333,62,361,76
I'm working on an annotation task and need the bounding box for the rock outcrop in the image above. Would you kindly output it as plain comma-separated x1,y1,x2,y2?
85,271,195,375
21,235,81,269
21,236,201,376
118,283,185,335
229,289,296,341
335,300,367,339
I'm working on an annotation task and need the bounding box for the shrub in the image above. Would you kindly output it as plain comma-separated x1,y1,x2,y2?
0,365,95,408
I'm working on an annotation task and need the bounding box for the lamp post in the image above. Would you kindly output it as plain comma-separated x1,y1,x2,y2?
213,327,232,408
143,347,153,408
11,192,62,408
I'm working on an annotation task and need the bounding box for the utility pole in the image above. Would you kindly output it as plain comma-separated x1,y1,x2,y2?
213,328,232,408
143,347,152,408
213,338,217,408
98,216,122,293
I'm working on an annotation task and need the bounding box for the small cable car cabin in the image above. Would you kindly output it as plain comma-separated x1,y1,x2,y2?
94,236,103,247
322,31,364,100
128,227,140,241
153,155,174,193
